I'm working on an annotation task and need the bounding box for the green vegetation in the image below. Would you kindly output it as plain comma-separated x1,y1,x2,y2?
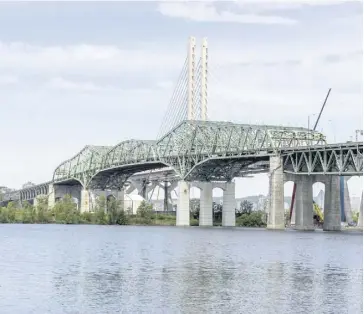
0,196,267,227
352,211,359,224
0,196,178,226
236,211,267,227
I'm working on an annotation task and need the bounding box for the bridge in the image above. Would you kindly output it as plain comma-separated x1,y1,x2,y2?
1,37,363,231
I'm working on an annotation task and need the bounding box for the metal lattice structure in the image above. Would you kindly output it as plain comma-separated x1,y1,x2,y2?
52,120,328,188
88,140,161,190
53,145,112,187
282,143,363,176
156,120,326,180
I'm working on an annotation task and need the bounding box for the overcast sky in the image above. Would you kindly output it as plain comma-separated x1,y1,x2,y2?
0,1,362,198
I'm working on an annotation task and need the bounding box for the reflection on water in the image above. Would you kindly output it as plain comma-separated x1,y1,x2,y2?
0,225,362,313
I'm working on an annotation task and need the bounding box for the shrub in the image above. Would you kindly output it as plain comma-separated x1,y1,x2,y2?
108,197,128,225
137,201,153,224
236,211,266,227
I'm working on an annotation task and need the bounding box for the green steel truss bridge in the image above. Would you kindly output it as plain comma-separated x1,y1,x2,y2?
52,120,327,187
1,37,363,204
51,119,362,191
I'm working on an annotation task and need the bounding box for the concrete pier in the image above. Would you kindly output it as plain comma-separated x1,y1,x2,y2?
80,188,90,213
323,176,341,231
48,183,55,209
177,180,190,226
222,182,235,227
342,177,353,222
199,182,213,226
295,176,314,231
267,156,285,230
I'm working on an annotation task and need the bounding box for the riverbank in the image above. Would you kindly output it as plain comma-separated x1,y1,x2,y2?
0,204,266,227
0,210,266,227
0,196,266,227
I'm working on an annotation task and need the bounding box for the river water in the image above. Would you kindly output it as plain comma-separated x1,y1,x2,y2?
0,225,362,314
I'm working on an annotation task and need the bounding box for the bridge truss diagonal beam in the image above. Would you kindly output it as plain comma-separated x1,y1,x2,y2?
282,143,363,175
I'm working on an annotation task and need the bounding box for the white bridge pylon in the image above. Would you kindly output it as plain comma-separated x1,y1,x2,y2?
157,36,209,138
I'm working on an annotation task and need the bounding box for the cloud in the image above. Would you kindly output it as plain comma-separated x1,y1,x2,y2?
157,2,297,25
0,41,183,76
0,75,18,85
322,50,362,64
45,77,116,92
234,0,360,4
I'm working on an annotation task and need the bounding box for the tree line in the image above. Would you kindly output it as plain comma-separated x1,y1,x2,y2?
0,195,173,226
0,195,266,227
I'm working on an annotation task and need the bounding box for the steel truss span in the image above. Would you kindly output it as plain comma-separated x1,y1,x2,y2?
52,120,328,189
282,143,363,176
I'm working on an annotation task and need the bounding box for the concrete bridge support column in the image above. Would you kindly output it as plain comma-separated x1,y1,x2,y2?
222,182,235,227
80,189,90,213
358,192,363,230
164,181,169,212
48,184,55,209
267,156,285,230
323,176,341,231
199,182,213,226
176,180,190,226
341,177,353,222
140,179,147,199
295,176,314,231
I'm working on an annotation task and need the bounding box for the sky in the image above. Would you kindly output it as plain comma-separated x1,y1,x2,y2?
0,1,362,198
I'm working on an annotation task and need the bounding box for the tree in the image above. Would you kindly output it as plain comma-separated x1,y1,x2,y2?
22,201,36,223
236,211,266,227
108,197,128,225
137,201,153,224
36,195,51,223
53,194,79,224
190,199,200,219
94,195,107,224
239,200,253,215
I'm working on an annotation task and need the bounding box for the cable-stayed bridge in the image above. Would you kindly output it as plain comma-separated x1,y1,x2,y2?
2,37,363,231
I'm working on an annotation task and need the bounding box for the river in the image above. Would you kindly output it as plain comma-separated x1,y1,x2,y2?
0,224,362,313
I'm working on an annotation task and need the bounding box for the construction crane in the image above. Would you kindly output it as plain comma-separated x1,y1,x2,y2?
313,88,331,131
289,88,331,222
